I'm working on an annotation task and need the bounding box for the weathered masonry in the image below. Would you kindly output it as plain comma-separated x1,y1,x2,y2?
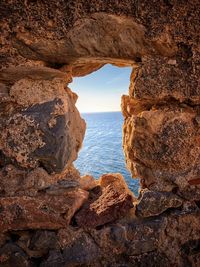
0,1,200,266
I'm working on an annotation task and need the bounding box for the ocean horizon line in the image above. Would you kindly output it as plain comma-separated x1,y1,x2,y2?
80,110,121,114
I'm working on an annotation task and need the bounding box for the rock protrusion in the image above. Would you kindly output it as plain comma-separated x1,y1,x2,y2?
0,189,88,232
75,173,135,228
136,190,183,217
0,76,86,173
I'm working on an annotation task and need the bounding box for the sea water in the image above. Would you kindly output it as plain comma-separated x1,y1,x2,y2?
74,111,140,195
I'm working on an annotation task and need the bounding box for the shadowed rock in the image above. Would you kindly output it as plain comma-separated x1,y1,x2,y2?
136,190,183,217
0,243,29,267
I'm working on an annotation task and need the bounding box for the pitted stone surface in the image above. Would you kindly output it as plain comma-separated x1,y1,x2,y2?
75,174,135,228
0,1,200,266
136,190,183,217
0,189,88,232
123,109,200,197
0,79,86,173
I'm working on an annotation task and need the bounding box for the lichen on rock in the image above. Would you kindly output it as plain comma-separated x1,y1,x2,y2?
0,0,200,266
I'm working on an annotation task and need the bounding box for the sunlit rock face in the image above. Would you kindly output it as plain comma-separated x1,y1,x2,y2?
0,1,200,266
123,108,200,196
75,173,135,228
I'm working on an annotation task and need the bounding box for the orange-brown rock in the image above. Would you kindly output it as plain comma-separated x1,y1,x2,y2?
0,189,88,232
75,173,134,228
79,175,97,191
0,77,86,173
0,234,7,248
136,189,183,217
13,13,147,65
0,164,80,197
72,62,105,77
131,56,200,105
0,1,200,266
123,109,200,197
0,66,72,85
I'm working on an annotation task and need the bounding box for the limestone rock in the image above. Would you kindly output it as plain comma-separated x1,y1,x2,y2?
0,66,71,85
11,230,60,259
75,173,134,228
9,78,71,107
57,227,84,249
14,13,147,65
0,1,200,266
0,164,81,197
136,190,183,217
123,109,200,193
89,216,163,257
125,217,165,256
45,179,80,196
0,189,88,232
0,78,86,173
0,165,55,197
0,234,7,248
72,62,105,77
1,1,199,69
0,83,9,102
131,56,200,104
79,175,97,191
42,227,100,267
40,250,65,267
0,209,199,266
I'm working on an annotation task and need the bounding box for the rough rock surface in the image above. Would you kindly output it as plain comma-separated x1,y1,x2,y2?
123,108,200,199
136,189,183,217
79,174,97,191
75,173,135,228
0,164,82,197
0,72,86,173
0,189,88,232
0,1,200,266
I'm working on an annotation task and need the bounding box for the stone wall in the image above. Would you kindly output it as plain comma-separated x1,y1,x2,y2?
0,1,200,266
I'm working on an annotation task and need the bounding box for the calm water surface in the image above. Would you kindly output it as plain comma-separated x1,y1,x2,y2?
75,112,140,195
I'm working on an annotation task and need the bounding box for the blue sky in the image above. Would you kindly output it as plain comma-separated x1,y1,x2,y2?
70,64,132,113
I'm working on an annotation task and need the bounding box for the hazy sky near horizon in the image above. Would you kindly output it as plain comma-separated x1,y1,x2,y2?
70,64,132,113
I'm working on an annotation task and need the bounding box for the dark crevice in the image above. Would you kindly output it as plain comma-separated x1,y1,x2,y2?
10,233,20,242
150,96,200,110
181,239,200,256
172,187,179,194
0,150,12,168
30,256,43,266
163,0,173,8
163,205,183,216
70,216,79,228
177,43,193,71
46,62,66,69
195,201,200,209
